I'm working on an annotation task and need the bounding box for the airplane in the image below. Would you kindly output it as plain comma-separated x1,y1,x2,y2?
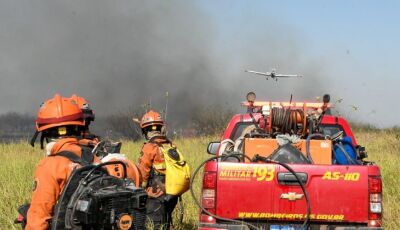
245,69,303,81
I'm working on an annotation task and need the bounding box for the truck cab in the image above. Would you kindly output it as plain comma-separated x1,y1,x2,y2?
198,97,383,230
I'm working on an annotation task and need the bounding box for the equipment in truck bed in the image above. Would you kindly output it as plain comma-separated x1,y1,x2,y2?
244,138,332,164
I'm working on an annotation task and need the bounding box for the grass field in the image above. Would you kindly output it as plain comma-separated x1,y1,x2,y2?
0,130,399,229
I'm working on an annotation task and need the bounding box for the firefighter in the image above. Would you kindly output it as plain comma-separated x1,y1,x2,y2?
70,94,142,187
23,94,141,229
137,110,178,229
26,94,95,229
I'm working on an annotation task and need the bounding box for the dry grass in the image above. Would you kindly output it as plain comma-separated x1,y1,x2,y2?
354,129,400,229
0,131,398,229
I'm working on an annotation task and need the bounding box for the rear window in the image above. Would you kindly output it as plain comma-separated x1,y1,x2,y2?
319,125,345,137
230,123,345,140
230,122,252,141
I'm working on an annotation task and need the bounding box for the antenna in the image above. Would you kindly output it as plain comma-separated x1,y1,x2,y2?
164,91,169,123
164,91,169,136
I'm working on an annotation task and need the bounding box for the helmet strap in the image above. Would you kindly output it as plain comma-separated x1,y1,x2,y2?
40,133,45,149
143,132,150,141
30,131,39,147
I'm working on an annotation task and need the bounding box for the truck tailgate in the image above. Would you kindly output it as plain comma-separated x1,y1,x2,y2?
216,162,369,223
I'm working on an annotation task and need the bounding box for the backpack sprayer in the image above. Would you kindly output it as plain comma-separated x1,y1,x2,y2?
16,160,148,230
52,161,147,230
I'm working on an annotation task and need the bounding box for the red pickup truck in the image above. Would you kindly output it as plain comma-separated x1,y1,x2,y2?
197,98,383,230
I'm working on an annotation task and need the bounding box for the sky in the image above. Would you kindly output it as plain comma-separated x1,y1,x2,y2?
0,1,399,127
200,1,400,127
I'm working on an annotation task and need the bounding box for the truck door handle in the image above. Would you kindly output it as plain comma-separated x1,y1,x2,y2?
277,172,308,185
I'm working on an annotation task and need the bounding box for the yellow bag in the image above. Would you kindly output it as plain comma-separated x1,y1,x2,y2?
159,144,191,196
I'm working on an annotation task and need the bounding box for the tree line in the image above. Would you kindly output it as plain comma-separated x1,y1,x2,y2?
0,106,235,142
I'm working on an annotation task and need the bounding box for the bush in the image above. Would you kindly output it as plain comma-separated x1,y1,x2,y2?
190,105,235,136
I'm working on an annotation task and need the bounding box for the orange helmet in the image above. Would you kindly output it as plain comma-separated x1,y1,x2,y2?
70,94,89,108
30,94,84,148
140,110,164,129
70,94,95,122
36,94,84,132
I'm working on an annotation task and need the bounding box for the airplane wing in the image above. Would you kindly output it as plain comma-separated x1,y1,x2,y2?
274,74,303,78
245,70,271,77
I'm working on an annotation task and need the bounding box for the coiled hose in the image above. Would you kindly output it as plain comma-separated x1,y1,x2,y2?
190,153,311,230
271,108,306,136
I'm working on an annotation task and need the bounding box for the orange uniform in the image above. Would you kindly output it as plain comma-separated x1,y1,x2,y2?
77,138,99,148
138,136,169,189
26,138,98,230
137,110,178,230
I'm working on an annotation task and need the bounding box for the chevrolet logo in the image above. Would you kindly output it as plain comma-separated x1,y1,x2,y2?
280,192,304,201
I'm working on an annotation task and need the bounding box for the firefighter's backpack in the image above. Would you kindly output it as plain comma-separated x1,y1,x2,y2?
158,142,191,196
51,151,148,230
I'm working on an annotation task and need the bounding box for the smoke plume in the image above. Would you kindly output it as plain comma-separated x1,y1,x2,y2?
0,1,332,131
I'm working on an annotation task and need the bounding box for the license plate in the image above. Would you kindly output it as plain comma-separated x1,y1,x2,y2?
270,225,304,230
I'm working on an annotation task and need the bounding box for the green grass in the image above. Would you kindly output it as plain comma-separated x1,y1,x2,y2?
0,131,398,229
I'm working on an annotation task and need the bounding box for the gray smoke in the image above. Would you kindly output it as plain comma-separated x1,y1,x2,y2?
0,0,332,129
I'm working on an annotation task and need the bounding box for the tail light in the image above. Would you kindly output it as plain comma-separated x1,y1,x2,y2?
368,176,382,227
200,171,217,224
202,189,216,209
203,172,217,189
